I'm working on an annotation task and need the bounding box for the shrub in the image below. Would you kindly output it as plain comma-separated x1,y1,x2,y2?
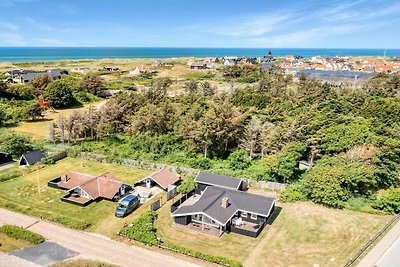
0,170,19,182
120,211,158,245
372,188,400,214
0,225,45,244
165,243,242,267
177,175,196,194
279,185,307,203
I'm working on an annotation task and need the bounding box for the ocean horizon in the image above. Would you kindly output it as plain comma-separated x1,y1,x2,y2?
0,47,399,62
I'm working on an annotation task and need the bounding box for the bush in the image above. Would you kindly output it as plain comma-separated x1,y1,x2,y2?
177,175,196,194
40,157,55,165
165,243,242,267
0,170,19,182
120,211,158,245
279,185,307,203
372,188,400,214
0,225,45,244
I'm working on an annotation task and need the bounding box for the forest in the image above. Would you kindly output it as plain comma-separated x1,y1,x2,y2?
1,65,400,213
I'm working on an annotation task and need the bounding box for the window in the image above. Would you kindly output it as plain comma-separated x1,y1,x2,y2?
241,212,248,218
251,213,257,220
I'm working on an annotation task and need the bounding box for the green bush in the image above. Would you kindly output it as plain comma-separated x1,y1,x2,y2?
165,243,242,267
279,185,307,203
0,170,19,182
120,211,158,245
177,175,196,194
372,188,400,214
0,225,45,244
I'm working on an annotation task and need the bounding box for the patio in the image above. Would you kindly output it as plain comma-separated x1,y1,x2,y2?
177,221,222,237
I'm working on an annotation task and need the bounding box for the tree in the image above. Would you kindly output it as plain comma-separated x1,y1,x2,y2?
44,80,75,108
240,116,263,160
29,74,53,96
0,131,35,157
23,103,42,120
80,73,104,95
228,150,251,170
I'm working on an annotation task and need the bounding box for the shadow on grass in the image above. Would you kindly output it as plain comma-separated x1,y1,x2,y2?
267,206,282,225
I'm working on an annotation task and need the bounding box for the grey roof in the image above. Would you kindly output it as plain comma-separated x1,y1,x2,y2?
20,70,64,82
172,186,276,225
195,172,242,190
20,150,45,165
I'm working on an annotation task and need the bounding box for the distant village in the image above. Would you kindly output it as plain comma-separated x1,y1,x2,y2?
3,51,399,86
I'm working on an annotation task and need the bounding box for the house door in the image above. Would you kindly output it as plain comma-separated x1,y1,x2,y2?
146,179,151,189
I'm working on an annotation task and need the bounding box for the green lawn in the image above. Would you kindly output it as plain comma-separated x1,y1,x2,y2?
52,259,120,267
155,199,391,267
0,157,151,235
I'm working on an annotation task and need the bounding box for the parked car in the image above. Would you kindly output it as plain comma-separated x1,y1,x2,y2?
115,193,140,218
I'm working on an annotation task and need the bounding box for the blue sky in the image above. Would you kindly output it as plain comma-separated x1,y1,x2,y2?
0,0,399,48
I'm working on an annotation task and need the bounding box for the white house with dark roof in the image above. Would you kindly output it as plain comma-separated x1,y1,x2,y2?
171,172,276,237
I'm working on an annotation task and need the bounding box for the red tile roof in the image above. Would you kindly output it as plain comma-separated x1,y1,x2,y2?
59,171,124,200
147,168,180,190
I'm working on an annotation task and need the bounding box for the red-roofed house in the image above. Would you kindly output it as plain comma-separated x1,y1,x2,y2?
135,168,181,191
49,171,132,206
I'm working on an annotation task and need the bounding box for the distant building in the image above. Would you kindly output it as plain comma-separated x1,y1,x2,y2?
18,69,68,84
190,61,208,69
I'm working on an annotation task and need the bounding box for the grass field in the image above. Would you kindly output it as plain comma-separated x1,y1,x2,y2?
0,232,33,252
155,199,391,267
0,157,151,235
10,101,104,140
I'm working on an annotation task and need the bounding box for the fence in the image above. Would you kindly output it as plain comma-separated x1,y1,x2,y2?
343,213,400,267
77,152,199,175
170,190,195,213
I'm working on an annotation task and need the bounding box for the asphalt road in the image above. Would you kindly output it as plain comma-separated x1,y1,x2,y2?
357,219,400,267
0,208,201,267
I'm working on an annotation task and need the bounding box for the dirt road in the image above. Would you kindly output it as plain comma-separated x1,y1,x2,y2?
0,208,201,267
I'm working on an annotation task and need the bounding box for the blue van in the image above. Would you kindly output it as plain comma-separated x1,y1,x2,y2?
115,193,140,218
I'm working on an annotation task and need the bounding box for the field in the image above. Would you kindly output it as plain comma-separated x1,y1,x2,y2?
0,157,152,236
10,101,105,140
156,198,391,267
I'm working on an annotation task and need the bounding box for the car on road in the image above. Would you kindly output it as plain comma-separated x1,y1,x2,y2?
115,193,140,218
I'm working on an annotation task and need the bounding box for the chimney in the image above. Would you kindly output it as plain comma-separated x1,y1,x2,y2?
221,197,229,208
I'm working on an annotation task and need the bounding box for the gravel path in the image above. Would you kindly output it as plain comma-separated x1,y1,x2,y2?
0,208,201,267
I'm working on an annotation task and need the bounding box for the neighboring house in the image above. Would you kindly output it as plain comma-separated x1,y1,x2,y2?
19,70,68,84
152,59,164,67
195,172,245,193
19,150,46,166
0,152,12,165
129,66,156,75
223,59,237,66
171,173,276,237
245,58,258,64
100,66,119,72
48,171,132,206
135,168,181,191
71,67,91,74
190,62,208,70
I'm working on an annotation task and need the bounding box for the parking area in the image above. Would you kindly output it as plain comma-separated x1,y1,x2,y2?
10,242,78,267
134,185,164,203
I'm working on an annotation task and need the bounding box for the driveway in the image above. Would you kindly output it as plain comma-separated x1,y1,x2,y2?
0,208,202,267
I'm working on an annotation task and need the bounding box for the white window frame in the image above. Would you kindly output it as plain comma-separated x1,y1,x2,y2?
251,213,257,220
241,212,248,218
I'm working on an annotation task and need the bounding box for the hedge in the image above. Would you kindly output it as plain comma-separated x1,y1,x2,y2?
0,225,45,245
120,211,158,245
165,243,242,267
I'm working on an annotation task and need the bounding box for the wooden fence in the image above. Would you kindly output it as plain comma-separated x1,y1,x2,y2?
343,213,400,267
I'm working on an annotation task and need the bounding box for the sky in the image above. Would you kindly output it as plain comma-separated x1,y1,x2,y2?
0,0,399,48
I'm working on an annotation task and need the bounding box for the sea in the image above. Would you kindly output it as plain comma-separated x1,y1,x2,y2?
0,47,399,62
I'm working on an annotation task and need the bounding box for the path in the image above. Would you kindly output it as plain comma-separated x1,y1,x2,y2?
357,219,400,267
0,208,201,267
